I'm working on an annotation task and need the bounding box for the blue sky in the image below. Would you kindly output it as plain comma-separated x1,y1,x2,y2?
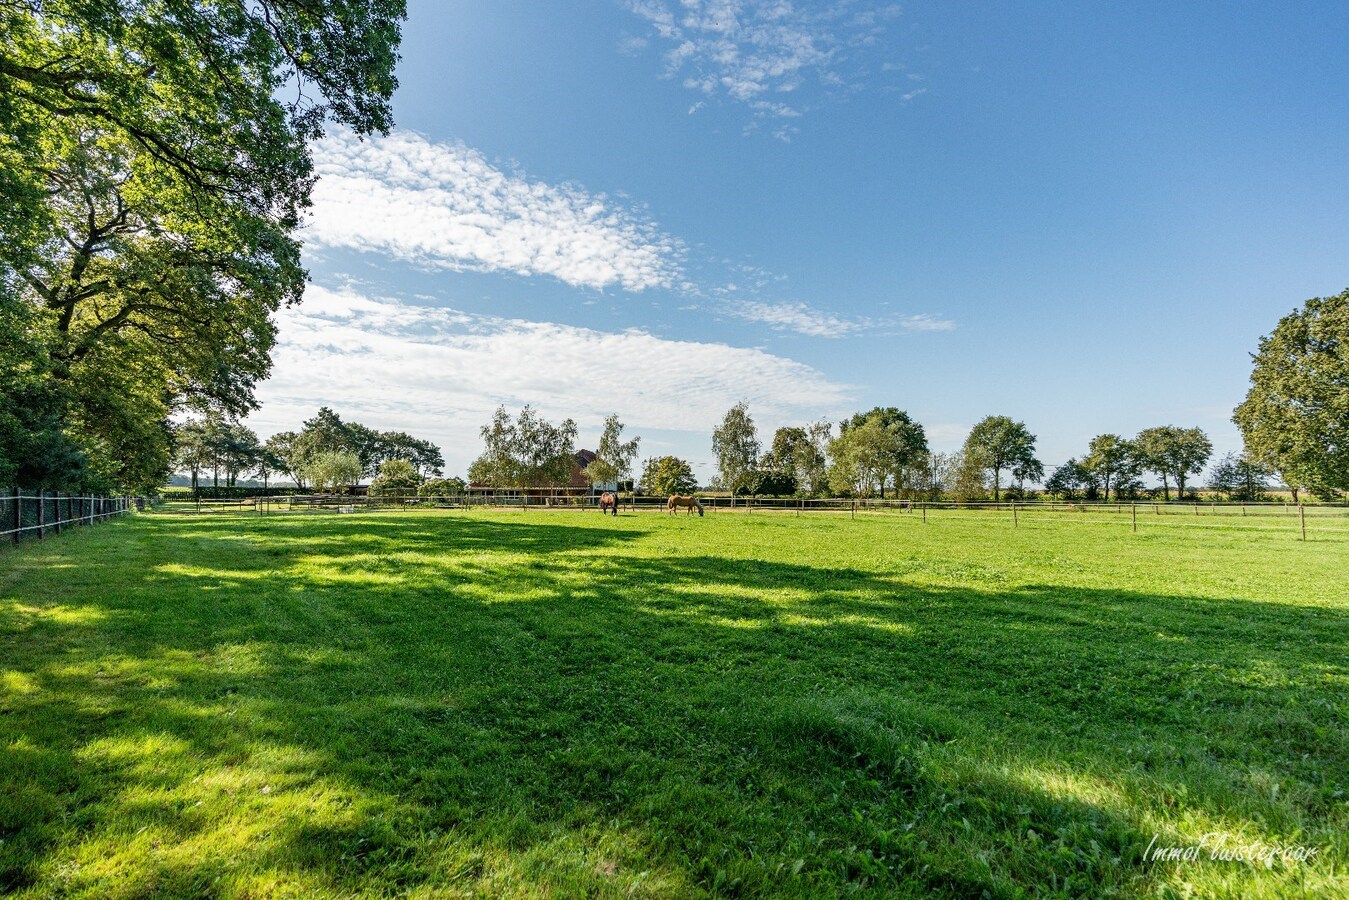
249,0,1349,485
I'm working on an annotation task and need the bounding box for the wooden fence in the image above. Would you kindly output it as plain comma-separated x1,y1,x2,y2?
1,488,137,545
156,491,1349,538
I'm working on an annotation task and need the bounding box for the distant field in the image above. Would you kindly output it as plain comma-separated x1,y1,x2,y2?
1,508,1345,897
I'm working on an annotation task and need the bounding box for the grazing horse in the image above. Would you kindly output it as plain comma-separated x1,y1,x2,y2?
667,495,704,517
598,491,619,516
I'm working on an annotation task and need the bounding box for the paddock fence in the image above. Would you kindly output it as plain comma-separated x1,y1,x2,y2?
155,490,1349,539
1,488,139,545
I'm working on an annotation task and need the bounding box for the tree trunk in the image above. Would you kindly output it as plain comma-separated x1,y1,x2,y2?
992,468,1001,501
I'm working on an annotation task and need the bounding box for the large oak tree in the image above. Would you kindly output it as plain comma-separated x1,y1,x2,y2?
1,0,406,490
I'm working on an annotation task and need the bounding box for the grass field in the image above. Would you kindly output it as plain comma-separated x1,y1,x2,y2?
1,508,1345,897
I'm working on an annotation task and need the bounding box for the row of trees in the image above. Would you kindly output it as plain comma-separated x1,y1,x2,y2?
1045,428,1216,502
708,403,1035,500
704,402,1241,502
172,407,441,491
0,2,405,493
467,407,642,491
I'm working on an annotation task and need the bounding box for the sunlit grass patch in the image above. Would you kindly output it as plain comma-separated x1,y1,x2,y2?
0,507,1345,897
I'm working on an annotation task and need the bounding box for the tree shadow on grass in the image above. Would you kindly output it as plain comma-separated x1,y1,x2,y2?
1,512,1345,897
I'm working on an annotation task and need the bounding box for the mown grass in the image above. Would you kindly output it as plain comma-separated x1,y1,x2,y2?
1,507,1345,898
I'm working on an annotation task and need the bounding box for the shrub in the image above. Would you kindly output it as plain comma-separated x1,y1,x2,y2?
306,451,362,493
733,469,798,497
419,477,466,498
369,459,423,497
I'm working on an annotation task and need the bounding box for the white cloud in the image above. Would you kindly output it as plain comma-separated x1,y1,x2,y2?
897,313,955,331
305,129,684,292
722,300,955,337
249,285,853,473
627,0,903,122
617,33,650,55
301,132,950,347
724,300,870,337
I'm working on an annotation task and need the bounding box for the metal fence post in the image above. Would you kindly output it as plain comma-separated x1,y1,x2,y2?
54,492,61,535
36,489,44,539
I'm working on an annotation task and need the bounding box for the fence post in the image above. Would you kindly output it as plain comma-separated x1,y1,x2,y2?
36,489,44,539
922,501,927,523
1012,500,1018,527
1300,503,1306,542
54,492,62,535
851,500,855,520
11,486,19,544
1132,503,1137,533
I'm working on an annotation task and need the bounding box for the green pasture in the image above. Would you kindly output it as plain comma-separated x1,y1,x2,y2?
1,508,1345,897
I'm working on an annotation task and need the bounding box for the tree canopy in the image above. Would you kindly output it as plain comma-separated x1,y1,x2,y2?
962,416,1040,501
1084,434,1139,502
369,459,422,497
641,456,697,496
1208,452,1273,502
838,407,929,497
1,0,406,491
469,406,578,488
711,403,759,491
1234,289,1349,499
306,450,362,493
827,419,893,497
1134,426,1212,501
586,414,640,489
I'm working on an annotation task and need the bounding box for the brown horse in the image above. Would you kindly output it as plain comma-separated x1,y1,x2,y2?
666,495,704,517
598,491,618,516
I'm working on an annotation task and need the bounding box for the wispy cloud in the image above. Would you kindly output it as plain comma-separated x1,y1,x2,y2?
305,132,949,340
897,313,955,331
306,129,684,292
251,285,853,472
721,300,955,337
626,0,904,127
724,300,871,337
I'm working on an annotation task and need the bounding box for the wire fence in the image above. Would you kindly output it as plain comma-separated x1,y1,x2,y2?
1,488,139,545
154,492,1349,539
